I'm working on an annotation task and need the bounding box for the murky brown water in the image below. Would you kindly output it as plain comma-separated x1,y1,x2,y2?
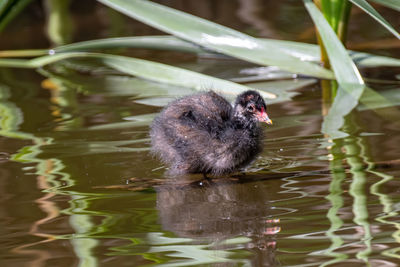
1,1,400,266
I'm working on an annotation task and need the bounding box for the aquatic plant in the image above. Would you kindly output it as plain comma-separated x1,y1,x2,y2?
0,0,399,138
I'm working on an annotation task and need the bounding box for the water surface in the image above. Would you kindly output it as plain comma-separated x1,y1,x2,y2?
1,1,400,266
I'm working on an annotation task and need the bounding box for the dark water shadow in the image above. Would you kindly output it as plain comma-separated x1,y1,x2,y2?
155,175,283,266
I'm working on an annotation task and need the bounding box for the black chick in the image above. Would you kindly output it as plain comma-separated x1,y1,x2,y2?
150,90,272,176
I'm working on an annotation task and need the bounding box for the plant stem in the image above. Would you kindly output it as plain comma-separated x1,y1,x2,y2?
337,1,352,44
314,0,352,103
0,49,48,58
321,79,332,115
44,0,74,46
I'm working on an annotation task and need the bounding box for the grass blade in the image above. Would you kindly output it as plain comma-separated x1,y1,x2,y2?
0,49,49,57
304,0,365,138
0,52,276,99
55,36,203,54
0,0,33,33
1,35,400,68
369,0,400,11
349,0,400,39
97,0,333,79
304,0,364,88
263,39,400,67
0,0,14,18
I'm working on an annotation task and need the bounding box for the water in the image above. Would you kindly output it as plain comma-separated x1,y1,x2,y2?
2,64,400,266
1,1,400,266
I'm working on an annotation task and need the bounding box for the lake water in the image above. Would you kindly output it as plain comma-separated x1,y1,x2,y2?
1,1,400,266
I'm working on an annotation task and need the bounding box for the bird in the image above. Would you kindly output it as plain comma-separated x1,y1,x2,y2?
150,90,272,177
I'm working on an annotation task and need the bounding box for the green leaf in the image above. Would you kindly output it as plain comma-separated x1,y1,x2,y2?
0,0,14,18
358,86,400,131
264,39,400,68
349,50,400,67
245,79,316,104
321,87,359,138
56,35,203,54
55,37,400,69
0,0,33,33
0,49,49,58
305,1,364,88
45,0,74,45
98,54,275,99
97,0,334,79
349,0,400,39
41,68,195,98
359,87,400,110
369,0,400,11
134,96,176,107
320,0,333,22
53,36,400,68
2,35,400,68
0,52,275,99
304,0,365,139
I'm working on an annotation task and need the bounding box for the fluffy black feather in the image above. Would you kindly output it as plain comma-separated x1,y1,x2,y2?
150,90,271,176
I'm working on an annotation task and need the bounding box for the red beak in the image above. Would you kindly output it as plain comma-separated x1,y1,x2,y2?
257,110,272,125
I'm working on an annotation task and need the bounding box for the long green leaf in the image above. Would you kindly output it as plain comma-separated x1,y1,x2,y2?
97,0,334,79
0,0,32,33
39,60,306,107
349,50,400,67
0,52,275,99
45,0,74,45
38,68,195,98
2,36,400,68
304,0,365,138
369,0,400,11
52,37,400,68
322,88,359,138
264,39,400,67
0,49,48,57
53,37,400,68
56,36,203,54
0,0,14,18
359,87,400,110
349,0,400,39
320,0,333,22
305,0,364,90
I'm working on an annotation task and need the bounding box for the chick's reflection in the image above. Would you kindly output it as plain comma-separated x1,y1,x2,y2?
156,179,280,265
